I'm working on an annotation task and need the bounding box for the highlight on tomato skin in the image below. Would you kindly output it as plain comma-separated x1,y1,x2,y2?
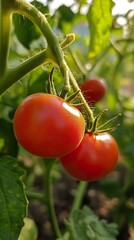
13,93,85,158
59,132,119,181
80,77,107,104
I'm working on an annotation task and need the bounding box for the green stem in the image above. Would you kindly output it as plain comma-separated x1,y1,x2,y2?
43,159,62,239
0,0,70,96
111,42,128,109
68,48,88,79
89,45,110,73
0,2,12,77
11,0,65,67
0,0,95,128
60,64,70,98
68,67,95,126
110,40,122,57
88,37,134,74
26,190,45,202
70,181,88,215
116,37,134,44
0,49,50,95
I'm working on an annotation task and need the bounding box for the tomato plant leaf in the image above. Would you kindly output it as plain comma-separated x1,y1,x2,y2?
87,0,114,58
0,118,18,157
56,5,74,30
31,0,48,14
0,155,28,240
13,14,41,49
13,1,49,49
27,68,62,95
56,232,70,240
27,71,49,95
65,206,118,240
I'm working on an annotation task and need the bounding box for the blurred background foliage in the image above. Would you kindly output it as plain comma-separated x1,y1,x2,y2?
0,0,134,238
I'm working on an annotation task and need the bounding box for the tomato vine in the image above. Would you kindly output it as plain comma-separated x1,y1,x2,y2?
0,0,95,128
0,0,131,239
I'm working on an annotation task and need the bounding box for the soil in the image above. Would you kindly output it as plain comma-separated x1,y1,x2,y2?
27,168,132,240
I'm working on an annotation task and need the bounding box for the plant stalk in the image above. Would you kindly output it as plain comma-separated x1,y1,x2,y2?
11,0,65,67
0,0,95,129
43,159,62,239
26,190,45,202
70,181,88,215
0,49,50,94
68,48,88,79
68,67,95,126
0,2,12,77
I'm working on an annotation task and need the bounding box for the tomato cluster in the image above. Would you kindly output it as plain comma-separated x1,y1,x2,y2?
13,80,118,182
58,78,118,181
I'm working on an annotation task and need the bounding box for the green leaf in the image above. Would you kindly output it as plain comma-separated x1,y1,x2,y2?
57,5,74,22
56,231,70,240
13,1,49,49
65,206,118,240
0,156,28,240
31,1,49,14
27,68,62,95
0,118,18,157
13,14,40,49
27,71,49,95
87,0,114,57
18,218,38,240
56,5,74,30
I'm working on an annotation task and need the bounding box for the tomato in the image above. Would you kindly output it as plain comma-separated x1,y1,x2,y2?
80,78,107,104
60,132,118,181
13,93,85,158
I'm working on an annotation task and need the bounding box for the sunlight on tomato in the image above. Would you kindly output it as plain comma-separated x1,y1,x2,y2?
63,102,80,116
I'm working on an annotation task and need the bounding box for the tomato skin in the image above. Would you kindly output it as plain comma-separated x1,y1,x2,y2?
13,93,85,158
80,78,107,104
60,132,118,181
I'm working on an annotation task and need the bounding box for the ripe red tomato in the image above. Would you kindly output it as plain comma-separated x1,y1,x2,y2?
60,132,118,181
80,78,107,104
13,93,85,158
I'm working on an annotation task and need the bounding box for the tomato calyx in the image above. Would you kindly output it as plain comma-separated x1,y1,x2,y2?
87,109,121,134
46,69,121,136
65,89,80,103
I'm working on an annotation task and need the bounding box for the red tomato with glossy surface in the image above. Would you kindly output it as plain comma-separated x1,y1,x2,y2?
13,93,85,158
80,78,107,104
60,132,118,181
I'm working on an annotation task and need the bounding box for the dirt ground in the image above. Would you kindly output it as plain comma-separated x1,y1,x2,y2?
28,170,132,240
